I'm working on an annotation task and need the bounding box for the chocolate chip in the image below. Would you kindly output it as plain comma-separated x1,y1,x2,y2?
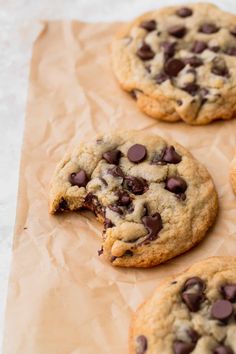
165,177,187,194
184,56,203,67
117,190,131,206
183,277,205,293
173,340,195,354
230,27,236,36
211,300,233,321
163,146,182,164
177,99,183,106
164,58,185,77
140,19,156,32
108,205,123,215
104,218,114,229
137,43,155,60
142,213,163,241
98,246,103,256
128,144,147,163
136,335,148,354
58,198,68,211
130,90,137,100
161,41,176,58
187,328,199,343
182,83,200,96
155,72,169,84
182,293,204,312
213,345,234,354
199,23,219,34
168,25,187,38
224,47,236,56
176,7,193,17
69,170,89,187
211,58,229,77
123,250,133,257
124,176,148,195
192,41,208,54
221,284,236,302
103,149,121,165
110,256,117,262
84,193,105,217
108,166,124,178
209,46,220,53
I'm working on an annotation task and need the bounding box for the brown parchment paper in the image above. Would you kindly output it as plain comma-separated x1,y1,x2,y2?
3,21,236,354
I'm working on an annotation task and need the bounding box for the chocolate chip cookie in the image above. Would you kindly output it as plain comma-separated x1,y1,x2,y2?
230,153,236,195
49,131,218,267
112,4,236,125
130,257,236,353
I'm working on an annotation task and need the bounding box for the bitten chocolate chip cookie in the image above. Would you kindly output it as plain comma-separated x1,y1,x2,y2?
49,131,218,267
112,4,236,125
130,257,236,353
230,153,236,195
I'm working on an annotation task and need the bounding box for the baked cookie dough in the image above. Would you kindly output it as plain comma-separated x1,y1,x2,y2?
49,131,218,267
130,257,236,353
112,4,236,125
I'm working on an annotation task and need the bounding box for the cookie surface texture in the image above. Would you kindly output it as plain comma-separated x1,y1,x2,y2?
112,3,236,125
130,256,236,353
49,131,218,267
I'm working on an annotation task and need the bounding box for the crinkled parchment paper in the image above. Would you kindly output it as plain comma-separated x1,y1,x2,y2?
2,21,236,354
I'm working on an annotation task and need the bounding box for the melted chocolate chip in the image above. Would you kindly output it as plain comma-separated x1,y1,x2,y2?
140,19,156,32
168,25,187,38
155,72,169,84
161,41,176,58
100,177,108,186
182,293,204,312
164,58,185,77
187,328,199,343
104,218,114,229
136,335,148,354
221,284,236,302
163,146,182,164
211,300,233,321
181,277,205,312
224,47,236,56
123,250,133,257
103,149,121,165
124,176,148,195
142,213,163,241
110,255,117,262
98,246,103,256
108,166,125,178
214,345,234,354
84,193,105,217
137,43,155,60
210,46,220,53
184,56,203,67
58,198,68,211
165,177,187,194
117,190,131,206
69,170,89,187
211,58,229,77
183,277,205,293
192,41,208,54
173,340,195,354
182,83,200,96
199,23,219,34
176,7,193,18
128,144,147,163
130,90,137,100
108,205,123,215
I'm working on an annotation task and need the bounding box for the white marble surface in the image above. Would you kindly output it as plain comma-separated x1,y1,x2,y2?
1,0,236,350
